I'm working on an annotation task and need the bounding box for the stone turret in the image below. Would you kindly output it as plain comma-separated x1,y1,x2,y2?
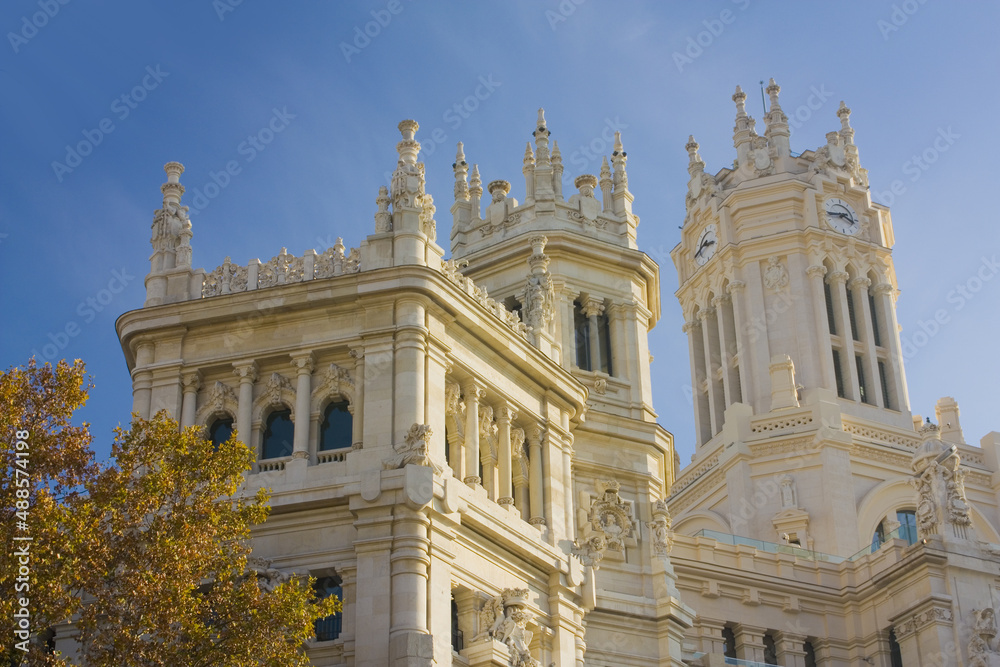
363,120,445,269
145,162,203,306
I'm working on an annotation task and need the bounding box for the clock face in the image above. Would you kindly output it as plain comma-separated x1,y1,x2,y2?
694,224,717,266
824,197,860,235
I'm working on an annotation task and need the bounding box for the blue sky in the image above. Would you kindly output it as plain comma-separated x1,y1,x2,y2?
2,1,997,466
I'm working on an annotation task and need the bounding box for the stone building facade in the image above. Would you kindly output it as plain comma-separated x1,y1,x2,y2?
111,84,1000,666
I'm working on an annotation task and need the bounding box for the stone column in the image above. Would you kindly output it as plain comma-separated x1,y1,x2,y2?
497,403,517,508
734,624,766,663
774,631,808,667
291,353,314,459
132,342,155,419
353,507,394,665
527,424,545,527
606,303,628,382
479,406,497,500
806,264,835,389
395,298,427,444
180,370,201,428
233,361,258,450
683,319,710,446
582,298,604,372
713,295,733,406
873,282,909,410
852,276,883,407
829,270,859,400
462,379,483,486
389,506,431,643
512,430,529,520
726,280,750,406
698,307,720,433
350,348,365,446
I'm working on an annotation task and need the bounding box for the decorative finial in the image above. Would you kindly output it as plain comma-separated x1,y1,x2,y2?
766,78,781,110
470,164,482,193
600,156,611,181
453,142,469,202
396,119,420,167
551,140,562,163
733,85,747,116
686,135,705,174
837,101,853,133
537,108,546,131
613,131,625,155
523,142,535,166
487,179,510,203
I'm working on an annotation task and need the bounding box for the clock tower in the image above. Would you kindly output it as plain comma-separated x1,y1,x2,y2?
668,81,920,555
672,80,910,449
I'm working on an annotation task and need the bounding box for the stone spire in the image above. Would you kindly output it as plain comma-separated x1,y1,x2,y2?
551,140,564,200
389,119,423,213
686,135,705,177
145,162,199,306
599,156,613,213
522,142,535,204
837,101,854,145
532,108,554,201
453,142,469,202
764,78,790,158
469,164,483,221
732,85,755,167
610,131,633,216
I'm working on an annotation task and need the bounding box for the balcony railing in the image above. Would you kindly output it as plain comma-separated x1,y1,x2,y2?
693,527,914,564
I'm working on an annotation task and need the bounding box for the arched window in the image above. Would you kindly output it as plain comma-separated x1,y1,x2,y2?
208,417,234,449
313,576,342,642
320,401,352,451
872,509,919,550
261,409,293,459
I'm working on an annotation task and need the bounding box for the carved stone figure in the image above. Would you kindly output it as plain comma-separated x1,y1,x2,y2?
374,185,392,232
383,423,443,474
646,499,674,556
574,480,635,567
476,588,540,667
779,475,797,509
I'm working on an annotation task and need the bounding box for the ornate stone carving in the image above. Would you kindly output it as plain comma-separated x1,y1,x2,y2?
417,193,437,241
261,372,293,408
593,378,607,395
438,257,528,339
258,248,293,289
779,474,798,509
247,557,293,593
476,589,541,667
574,480,635,567
523,236,555,335
647,499,674,556
763,256,788,292
911,425,974,539
383,423,443,474
374,185,392,232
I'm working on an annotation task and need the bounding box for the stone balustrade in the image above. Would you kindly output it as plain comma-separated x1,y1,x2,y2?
202,240,361,298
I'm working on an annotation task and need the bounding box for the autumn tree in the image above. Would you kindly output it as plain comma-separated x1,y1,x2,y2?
1,360,339,666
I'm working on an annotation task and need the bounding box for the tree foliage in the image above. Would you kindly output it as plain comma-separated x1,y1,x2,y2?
1,360,339,666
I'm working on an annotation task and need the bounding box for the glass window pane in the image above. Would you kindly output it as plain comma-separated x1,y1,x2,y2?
320,401,352,451
261,409,293,459
209,418,234,449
